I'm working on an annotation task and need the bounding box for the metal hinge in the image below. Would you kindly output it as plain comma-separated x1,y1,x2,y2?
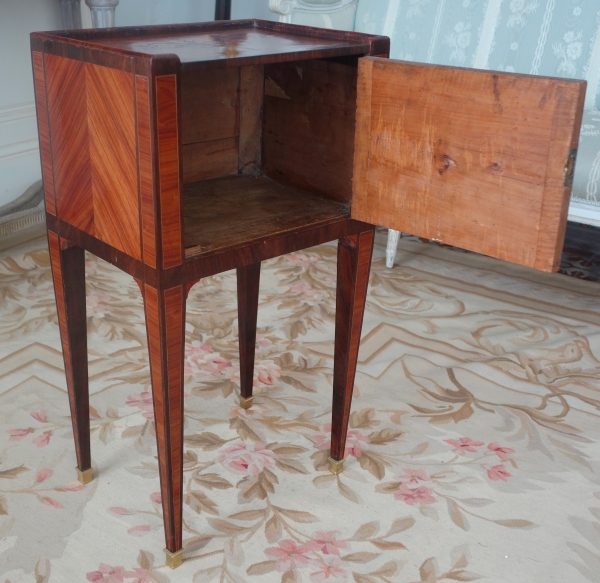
564,148,577,187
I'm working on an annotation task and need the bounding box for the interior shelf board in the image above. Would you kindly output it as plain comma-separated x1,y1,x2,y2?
183,174,350,259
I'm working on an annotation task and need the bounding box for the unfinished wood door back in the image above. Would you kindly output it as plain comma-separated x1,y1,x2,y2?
352,57,586,272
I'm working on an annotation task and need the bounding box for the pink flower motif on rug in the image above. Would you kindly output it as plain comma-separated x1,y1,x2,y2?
264,539,311,572
127,525,151,536
41,497,62,509
288,282,329,304
30,410,48,423
86,564,150,583
255,333,272,348
487,464,513,482
444,437,485,452
109,507,133,516
304,531,348,555
62,481,84,492
125,392,154,420
217,441,276,476
254,360,282,387
7,428,33,441
36,469,52,482
310,555,348,582
86,293,112,319
287,252,323,265
394,484,436,506
184,341,230,378
400,468,431,485
229,359,282,388
32,431,51,447
488,442,516,461
150,492,162,504
310,424,370,458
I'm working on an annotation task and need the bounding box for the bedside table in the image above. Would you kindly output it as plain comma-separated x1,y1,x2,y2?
31,19,584,567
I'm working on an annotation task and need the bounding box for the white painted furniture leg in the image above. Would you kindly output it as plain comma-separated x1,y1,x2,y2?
85,0,119,28
386,229,400,268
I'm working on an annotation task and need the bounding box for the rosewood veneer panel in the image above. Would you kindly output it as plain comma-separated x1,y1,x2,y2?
82,26,371,67
87,62,140,259
351,57,586,272
45,54,141,259
32,52,56,215
156,75,183,269
136,75,156,268
45,54,93,234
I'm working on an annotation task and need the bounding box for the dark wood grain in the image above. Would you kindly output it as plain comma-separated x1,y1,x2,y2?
181,68,239,145
48,231,91,472
330,228,375,462
32,52,56,216
183,175,350,257
31,21,387,74
62,25,373,67
237,263,261,402
239,65,264,175
143,284,185,553
182,138,239,183
156,75,183,269
263,58,357,203
136,75,157,268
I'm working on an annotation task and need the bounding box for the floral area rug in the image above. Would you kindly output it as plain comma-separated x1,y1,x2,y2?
1,230,600,583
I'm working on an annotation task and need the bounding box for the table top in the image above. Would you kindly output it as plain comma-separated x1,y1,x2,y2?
35,20,379,69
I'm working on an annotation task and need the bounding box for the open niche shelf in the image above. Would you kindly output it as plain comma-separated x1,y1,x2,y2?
183,175,350,259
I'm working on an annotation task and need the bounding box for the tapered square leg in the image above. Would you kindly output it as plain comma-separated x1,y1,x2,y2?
143,284,186,560
48,231,92,478
237,262,261,409
329,229,375,472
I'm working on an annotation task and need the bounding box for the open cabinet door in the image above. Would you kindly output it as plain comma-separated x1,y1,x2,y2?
351,57,586,272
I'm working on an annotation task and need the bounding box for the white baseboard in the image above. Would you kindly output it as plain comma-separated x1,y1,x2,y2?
0,102,41,207
568,200,600,227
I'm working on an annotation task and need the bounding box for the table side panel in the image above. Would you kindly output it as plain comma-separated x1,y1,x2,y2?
136,75,157,269
351,58,586,272
46,54,94,235
87,62,141,259
156,75,183,269
45,53,143,260
32,52,56,216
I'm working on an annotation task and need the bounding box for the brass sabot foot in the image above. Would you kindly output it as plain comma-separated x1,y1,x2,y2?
76,467,93,485
328,456,345,475
164,548,183,569
239,395,254,410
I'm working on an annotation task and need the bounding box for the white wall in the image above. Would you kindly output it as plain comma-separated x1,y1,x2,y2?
0,0,63,207
111,0,274,27
0,0,275,209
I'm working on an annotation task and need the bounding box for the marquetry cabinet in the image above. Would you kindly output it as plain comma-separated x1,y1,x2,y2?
31,19,585,568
